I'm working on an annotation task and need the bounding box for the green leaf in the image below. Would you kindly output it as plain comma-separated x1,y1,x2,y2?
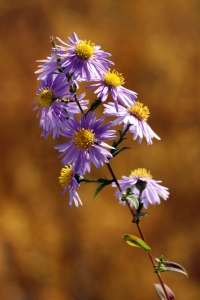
126,195,139,209
85,98,102,116
112,147,131,157
92,179,113,199
93,183,106,199
122,234,151,252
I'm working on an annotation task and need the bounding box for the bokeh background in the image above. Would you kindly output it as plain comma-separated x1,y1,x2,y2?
0,0,200,299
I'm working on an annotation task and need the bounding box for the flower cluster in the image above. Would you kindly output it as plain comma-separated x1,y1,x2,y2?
33,32,189,300
34,32,169,209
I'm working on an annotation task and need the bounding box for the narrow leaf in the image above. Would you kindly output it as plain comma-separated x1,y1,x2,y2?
161,261,188,278
154,283,175,300
122,234,151,252
93,183,106,199
92,179,113,199
112,147,131,157
86,98,102,116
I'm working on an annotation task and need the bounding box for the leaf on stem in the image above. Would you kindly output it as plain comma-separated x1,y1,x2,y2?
122,234,151,252
86,98,102,116
155,257,188,278
92,178,113,199
110,125,131,154
126,194,139,210
111,147,131,157
93,183,106,198
154,283,175,300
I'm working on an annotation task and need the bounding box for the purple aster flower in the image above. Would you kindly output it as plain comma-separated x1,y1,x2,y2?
34,73,88,139
59,164,82,207
86,69,137,111
112,168,169,209
55,112,116,174
35,53,63,80
104,101,160,145
55,32,114,81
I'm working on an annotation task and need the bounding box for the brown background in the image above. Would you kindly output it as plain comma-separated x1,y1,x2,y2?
0,0,200,299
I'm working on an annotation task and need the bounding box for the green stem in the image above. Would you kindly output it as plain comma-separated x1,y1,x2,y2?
115,124,131,149
80,178,109,184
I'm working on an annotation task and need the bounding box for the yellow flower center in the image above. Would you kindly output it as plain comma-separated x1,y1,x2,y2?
75,40,95,60
36,88,54,108
59,165,74,188
130,168,152,179
103,69,125,88
128,101,150,121
73,128,95,150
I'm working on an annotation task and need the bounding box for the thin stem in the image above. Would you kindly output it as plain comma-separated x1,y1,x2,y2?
114,124,131,149
74,94,84,114
106,162,170,300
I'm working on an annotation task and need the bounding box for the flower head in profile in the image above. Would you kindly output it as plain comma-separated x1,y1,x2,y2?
86,69,137,111
59,164,82,207
35,53,63,81
55,32,114,81
112,168,169,209
55,112,116,174
34,73,88,139
104,101,160,145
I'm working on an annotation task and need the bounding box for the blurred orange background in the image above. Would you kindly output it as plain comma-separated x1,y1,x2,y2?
0,0,200,299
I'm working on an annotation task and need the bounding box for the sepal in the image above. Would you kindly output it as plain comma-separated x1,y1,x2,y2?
135,179,147,193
